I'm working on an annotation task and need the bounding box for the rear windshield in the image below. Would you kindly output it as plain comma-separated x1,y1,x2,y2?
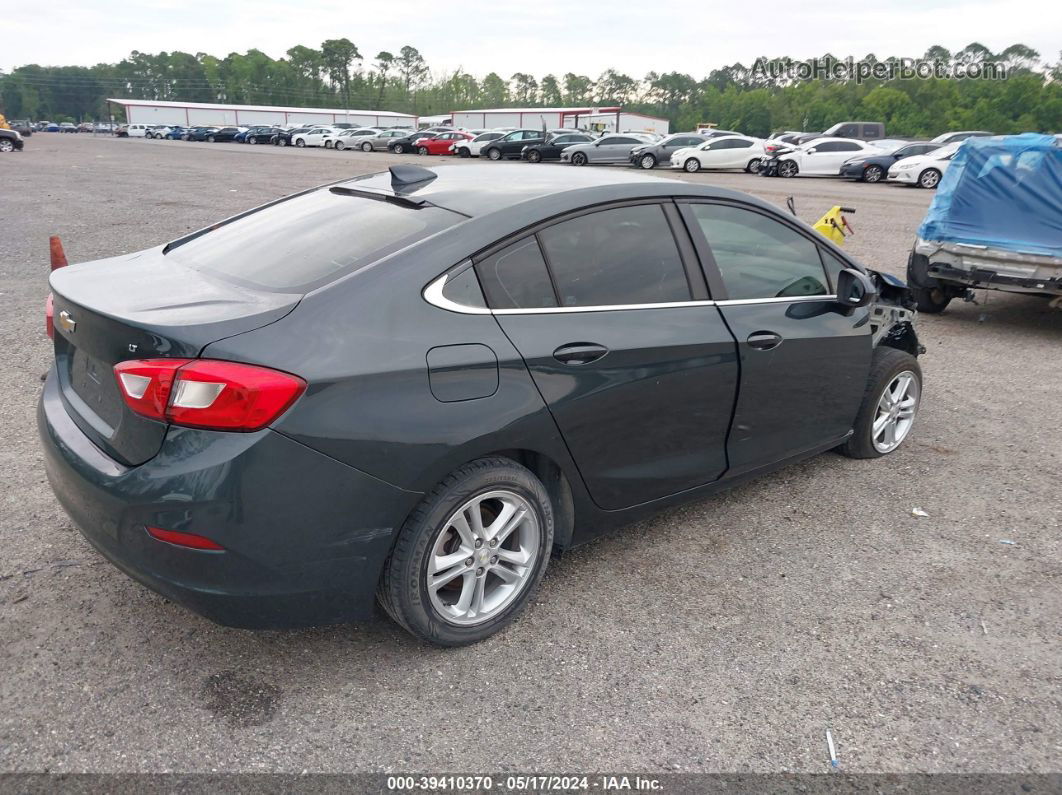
165,188,461,291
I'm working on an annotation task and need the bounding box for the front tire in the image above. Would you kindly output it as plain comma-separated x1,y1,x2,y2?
838,347,922,459
778,159,799,178
207,135,216,143
487,147,502,161
418,145,429,155
863,164,884,183
527,149,542,163
457,147,471,158
684,158,701,173
918,168,941,189
362,142,373,152
571,152,587,166
638,153,657,170
335,141,346,151
378,457,554,646
392,143,405,154
295,138,305,148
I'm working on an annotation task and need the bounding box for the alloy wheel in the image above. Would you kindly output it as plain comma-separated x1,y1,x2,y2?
427,490,541,627
640,154,656,170
919,169,941,189
872,371,920,453
779,160,798,177
864,164,883,183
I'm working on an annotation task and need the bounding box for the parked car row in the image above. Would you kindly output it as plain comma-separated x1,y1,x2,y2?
111,115,1003,190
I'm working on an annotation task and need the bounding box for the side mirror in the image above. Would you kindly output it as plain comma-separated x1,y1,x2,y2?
835,268,876,308
806,148,817,154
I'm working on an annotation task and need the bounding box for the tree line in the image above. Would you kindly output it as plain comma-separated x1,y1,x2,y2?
2,41,1060,138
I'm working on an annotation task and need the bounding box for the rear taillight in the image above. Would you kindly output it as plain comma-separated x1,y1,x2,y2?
114,359,306,431
146,526,225,550
46,293,54,339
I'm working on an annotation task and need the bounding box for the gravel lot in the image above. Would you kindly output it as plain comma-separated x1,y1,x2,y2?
1,135,1059,775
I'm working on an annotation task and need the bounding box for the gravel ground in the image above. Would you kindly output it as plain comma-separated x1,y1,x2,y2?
1,135,1059,775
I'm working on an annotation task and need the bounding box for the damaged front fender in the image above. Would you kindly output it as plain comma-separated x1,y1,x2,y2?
866,269,924,356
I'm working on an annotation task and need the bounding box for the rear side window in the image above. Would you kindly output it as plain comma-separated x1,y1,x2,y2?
166,189,461,292
538,205,690,307
690,204,829,300
476,238,557,309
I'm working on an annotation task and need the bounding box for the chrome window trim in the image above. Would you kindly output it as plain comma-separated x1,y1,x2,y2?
422,272,492,315
494,300,716,315
424,271,838,315
422,269,836,314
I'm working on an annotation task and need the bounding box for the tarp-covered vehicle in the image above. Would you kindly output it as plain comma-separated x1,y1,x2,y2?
906,133,1062,312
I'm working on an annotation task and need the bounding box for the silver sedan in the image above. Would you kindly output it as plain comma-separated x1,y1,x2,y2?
559,134,655,166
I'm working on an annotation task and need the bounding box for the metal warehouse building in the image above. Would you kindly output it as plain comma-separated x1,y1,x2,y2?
450,106,670,135
107,99,416,128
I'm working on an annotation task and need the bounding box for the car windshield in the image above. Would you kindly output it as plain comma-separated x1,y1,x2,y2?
165,189,463,292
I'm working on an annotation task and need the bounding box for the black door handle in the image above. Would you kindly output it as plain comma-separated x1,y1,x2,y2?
747,331,783,351
553,343,609,365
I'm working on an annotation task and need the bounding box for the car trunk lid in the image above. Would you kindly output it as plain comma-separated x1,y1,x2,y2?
49,247,299,466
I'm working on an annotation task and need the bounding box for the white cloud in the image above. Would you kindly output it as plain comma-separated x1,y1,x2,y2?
6,0,1060,77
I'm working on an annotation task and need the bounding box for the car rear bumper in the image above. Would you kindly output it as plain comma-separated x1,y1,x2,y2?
38,368,421,628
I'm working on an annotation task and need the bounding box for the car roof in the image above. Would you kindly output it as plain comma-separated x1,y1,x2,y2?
333,164,762,218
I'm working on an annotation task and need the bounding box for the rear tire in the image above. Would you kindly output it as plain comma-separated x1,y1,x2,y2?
378,457,554,646
838,347,922,459
745,158,762,174
911,285,952,313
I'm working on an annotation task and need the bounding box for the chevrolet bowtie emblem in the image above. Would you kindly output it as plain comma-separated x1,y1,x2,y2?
58,310,76,333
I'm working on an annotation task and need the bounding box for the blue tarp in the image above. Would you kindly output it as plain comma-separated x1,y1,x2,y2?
917,133,1062,259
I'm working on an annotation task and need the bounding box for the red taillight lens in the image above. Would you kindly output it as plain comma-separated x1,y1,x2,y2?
46,293,54,339
113,359,306,431
114,359,189,421
166,360,307,431
146,526,225,550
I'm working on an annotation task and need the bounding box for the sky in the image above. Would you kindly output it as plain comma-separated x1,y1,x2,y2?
4,0,1060,78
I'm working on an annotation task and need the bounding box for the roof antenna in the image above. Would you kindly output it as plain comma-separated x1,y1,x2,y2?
389,165,437,193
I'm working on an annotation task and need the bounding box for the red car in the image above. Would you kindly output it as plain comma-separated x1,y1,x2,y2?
418,131,473,156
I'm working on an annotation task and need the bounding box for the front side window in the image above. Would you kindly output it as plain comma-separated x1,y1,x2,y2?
690,204,830,300
538,205,690,307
